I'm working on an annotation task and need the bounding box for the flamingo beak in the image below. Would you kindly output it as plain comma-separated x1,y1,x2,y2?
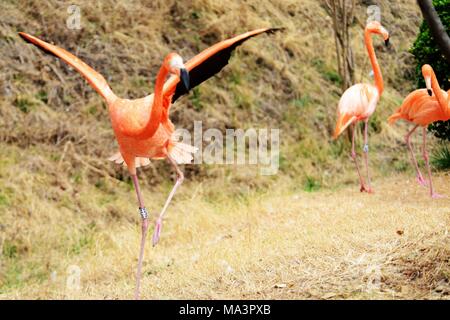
180,68,190,92
425,76,432,96
380,26,390,47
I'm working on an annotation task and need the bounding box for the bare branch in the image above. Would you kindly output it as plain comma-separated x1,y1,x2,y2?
323,0,356,91
417,0,450,64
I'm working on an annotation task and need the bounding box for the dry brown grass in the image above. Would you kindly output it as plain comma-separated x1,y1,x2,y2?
0,143,448,299
0,0,449,300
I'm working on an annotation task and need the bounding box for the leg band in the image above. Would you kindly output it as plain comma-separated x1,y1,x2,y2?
363,144,369,153
139,207,148,219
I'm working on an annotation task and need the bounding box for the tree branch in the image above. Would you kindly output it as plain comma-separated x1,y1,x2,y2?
417,0,450,64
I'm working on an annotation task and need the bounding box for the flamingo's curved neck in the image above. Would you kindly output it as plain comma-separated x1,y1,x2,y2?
139,63,170,139
365,30,383,95
430,69,449,117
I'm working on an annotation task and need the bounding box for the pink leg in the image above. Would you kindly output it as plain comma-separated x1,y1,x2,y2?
152,154,184,246
350,124,367,192
362,120,374,193
405,125,427,186
132,174,150,300
422,128,444,198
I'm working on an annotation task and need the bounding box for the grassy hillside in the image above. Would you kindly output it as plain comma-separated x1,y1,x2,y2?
0,0,448,299
0,0,426,186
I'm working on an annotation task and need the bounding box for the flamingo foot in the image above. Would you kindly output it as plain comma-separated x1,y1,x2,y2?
431,193,445,199
152,218,162,247
360,185,375,194
416,176,428,187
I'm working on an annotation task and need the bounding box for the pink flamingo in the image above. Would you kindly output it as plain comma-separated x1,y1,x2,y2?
333,21,390,193
388,64,449,198
19,28,280,299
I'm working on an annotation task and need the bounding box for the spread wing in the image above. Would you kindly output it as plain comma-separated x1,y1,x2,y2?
19,32,116,104
162,28,282,104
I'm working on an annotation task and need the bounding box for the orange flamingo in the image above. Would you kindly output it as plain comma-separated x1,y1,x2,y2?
388,64,449,198
333,21,390,193
19,28,279,299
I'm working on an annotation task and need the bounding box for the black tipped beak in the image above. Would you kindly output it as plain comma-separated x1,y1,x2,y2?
385,38,390,47
180,68,190,92
427,89,433,96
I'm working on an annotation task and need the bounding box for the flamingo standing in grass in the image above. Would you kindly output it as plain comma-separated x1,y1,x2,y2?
333,21,390,193
388,64,449,198
19,28,280,299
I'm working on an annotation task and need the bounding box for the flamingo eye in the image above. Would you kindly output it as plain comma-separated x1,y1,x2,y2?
170,56,184,70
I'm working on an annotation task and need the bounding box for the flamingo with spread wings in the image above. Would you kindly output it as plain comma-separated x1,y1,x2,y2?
19,28,280,299
333,21,390,193
388,64,449,198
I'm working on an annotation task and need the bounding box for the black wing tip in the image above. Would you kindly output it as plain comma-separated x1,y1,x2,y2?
266,27,285,34
172,27,284,103
18,32,31,42
233,27,283,43
18,32,58,59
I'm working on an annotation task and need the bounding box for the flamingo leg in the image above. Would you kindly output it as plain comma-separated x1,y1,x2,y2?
362,120,374,193
350,124,367,192
405,125,427,186
421,128,443,198
152,155,184,246
131,174,149,300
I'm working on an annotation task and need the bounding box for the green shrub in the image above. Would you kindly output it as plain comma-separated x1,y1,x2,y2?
431,144,450,170
14,97,34,113
410,0,450,141
304,176,320,192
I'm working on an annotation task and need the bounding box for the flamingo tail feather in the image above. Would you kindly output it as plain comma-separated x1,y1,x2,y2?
387,112,404,124
169,142,198,164
333,114,357,139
